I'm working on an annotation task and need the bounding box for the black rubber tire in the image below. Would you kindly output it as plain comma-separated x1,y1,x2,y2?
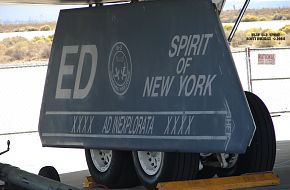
132,152,199,190
85,149,139,188
38,166,61,182
217,91,276,177
196,166,216,179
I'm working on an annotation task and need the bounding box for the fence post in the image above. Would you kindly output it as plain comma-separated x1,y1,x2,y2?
245,47,253,92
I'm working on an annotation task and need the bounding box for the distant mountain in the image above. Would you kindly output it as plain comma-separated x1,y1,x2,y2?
224,0,290,10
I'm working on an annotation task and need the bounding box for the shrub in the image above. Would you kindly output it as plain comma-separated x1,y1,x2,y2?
245,28,262,37
0,43,5,52
223,25,233,31
40,25,52,31
4,38,29,61
280,25,290,34
262,29,286,37
26,26,38,31
230,30,249,47
47,35,54,42
5,47,26,60
253,39,277,48
272,14,290,20
40,44,51,59
2,37,29,47
252,30,279,48
242,15,259,22
272,14,282,20
13,27,26,32
0,55,14,63
32,36,47,43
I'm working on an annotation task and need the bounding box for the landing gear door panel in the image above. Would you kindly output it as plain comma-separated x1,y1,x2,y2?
38,0,255,153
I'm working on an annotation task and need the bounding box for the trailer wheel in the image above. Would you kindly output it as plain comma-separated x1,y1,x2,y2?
38,166,60,182
132,151,199,190
85,149,139,188
217,91,276,177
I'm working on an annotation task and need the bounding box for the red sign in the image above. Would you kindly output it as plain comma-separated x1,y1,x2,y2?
258,54,275,65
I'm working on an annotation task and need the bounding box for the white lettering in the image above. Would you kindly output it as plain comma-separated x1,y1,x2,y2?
169,34,213,57
143,77,154,97
168,35,179,57
152,76,162,97
185,115,194,135
102,115,154,135
71,115,94,134
164,115,194,135
73,45,98,99
56,46,78,99
185,75,196,96
203,75,217,96
161,76,175,96
194,75,206,96
56,45,98,99
171,116,180,135
143,76,175,97
164,116,172,135
177,35,188,57
179,75,216,96
188,34,200,56
178,75,188,96
202,34,213,55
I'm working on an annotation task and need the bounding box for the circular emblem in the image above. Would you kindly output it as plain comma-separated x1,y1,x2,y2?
108,42,132,96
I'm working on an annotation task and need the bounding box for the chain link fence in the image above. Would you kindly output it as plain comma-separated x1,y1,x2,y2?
232,47,290,114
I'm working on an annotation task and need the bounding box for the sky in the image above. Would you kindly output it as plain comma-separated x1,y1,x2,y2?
0,0,290,24
0,4,83,23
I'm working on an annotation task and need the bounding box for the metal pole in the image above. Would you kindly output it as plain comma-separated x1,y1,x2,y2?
228,0,251,43
246,48,253,92
0,163,81,190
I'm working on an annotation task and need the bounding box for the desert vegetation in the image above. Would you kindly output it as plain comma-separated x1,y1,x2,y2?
0,7,290,64
0,22,55,33
0,36,53,64
220,7,290,23
223,24,290,48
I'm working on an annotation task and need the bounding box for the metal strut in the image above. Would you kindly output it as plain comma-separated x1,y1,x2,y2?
227,0,251,43
0,163,81,190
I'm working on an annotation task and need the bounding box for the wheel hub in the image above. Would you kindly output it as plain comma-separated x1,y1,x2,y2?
224,153,239,168
137,151,163,176
90,149,112,173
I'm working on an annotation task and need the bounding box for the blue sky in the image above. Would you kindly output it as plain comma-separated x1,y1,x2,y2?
0,4,83,23
0,0,290,24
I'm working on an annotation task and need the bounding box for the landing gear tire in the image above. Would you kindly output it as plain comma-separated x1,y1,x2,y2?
217,91,276,177
85,149,139,188
196,166,216,179
132,151,199,190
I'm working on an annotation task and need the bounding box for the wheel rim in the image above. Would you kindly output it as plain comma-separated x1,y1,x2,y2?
137,151,163,176
90,149,112,173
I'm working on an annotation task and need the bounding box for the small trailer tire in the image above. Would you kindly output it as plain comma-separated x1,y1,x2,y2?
132,151,199,190
85,149,139,188
217,91,276,177
38,166,61,182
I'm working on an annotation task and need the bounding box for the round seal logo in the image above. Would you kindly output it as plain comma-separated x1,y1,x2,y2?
108,42,132,96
